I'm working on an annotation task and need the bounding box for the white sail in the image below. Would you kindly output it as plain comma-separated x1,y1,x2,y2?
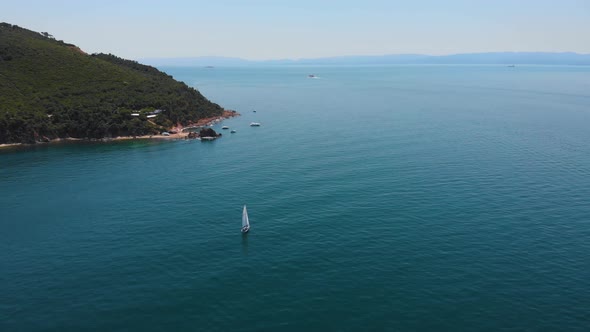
242,205,250,228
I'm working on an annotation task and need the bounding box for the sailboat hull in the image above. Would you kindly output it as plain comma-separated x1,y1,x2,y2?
242,205,250,233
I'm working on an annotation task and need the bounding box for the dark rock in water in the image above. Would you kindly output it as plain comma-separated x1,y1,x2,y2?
199,127,220,138
186,127,222,140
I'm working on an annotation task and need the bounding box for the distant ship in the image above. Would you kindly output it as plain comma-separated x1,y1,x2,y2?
507,65,516,67
308,74,316,78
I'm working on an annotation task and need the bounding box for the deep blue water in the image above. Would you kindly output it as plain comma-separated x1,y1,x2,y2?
1,65,590,331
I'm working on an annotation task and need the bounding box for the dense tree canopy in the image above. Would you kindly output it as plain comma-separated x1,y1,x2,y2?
0,23,223,144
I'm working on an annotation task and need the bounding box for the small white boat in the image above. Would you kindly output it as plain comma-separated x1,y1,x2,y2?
241,205,250,233
230,130,236,133
200,136,216,141
222,126,229,129
250,122,261,127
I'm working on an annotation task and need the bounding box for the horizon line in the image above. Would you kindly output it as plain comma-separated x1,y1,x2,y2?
137,51,590,62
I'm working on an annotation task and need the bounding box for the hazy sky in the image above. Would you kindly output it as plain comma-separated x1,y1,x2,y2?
3,0,590,60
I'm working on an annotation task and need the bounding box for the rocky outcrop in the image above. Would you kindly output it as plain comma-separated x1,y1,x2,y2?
186,127,222,140
199,128,221,138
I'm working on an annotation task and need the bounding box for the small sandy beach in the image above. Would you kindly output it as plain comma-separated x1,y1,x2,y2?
112,110,240,141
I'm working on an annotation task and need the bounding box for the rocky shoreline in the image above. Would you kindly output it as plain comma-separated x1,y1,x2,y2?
0,110,240,149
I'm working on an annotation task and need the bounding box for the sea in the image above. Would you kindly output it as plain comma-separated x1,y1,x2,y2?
1,65,590,331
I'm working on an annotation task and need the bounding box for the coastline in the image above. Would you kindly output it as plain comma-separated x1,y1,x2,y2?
110,109,239,141
0,110,240,150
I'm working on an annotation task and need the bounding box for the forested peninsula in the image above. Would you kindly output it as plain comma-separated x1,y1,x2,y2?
0,23,224,144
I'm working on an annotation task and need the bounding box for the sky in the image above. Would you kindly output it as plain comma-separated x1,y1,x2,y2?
3,0,590,60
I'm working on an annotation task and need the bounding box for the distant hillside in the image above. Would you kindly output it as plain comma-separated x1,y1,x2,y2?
142,52,590,67
0,23,223,144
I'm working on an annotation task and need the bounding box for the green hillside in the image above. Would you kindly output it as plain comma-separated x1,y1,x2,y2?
0,23,223,144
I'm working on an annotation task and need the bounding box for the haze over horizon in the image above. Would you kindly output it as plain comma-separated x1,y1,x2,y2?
3,0,590,60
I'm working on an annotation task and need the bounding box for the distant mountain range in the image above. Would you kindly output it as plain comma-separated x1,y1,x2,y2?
141,52,590,67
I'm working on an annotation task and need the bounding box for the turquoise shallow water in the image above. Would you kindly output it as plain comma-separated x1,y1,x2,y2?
1,65,590,331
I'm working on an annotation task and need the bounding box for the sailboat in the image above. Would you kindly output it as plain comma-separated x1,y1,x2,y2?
241,205,250,233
